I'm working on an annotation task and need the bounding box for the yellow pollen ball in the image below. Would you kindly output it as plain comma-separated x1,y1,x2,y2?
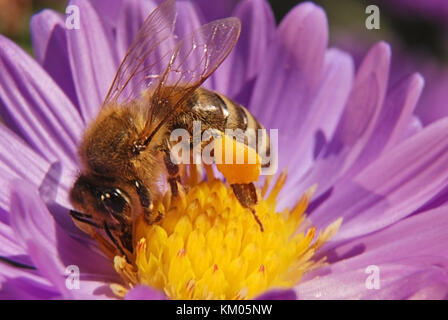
112,172,342,300
214,135,261,184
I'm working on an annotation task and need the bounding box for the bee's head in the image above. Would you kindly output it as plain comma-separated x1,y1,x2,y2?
78,108,139,176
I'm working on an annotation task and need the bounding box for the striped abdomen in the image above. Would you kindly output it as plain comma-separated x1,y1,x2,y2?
172,88,270,165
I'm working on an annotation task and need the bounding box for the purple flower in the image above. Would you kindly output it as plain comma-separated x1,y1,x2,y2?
0,0,447,299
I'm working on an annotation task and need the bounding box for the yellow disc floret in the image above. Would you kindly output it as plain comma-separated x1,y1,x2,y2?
111,171,342,300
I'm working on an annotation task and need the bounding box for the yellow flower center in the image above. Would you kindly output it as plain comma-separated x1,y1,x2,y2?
111,170,342,299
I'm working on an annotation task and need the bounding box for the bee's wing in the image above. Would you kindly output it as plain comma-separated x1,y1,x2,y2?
139,17,241,145
103,0,177,105
103,0,241,147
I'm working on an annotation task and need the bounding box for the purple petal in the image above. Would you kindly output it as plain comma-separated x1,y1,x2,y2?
0,220,30,262
9,180,120,298
415,67,448,126
175,1,205,38
0,125,50,210
30,10,63,65
363,268,448,300
69,278,117,300
297,261,448,300
0,35,83,170
9,183,72,298
90,0,124,30
346,73,424,176
291,42,391,199
0,127,74,212
125,285,167,300
250,2,328,127
280,48,354,196
297,206,448,299
326,206,448,265
310,117,448,240
212,0,276,103
403,116,423,140
0,262,59,299
276,1,328,87
30,10,79,107
255,289,297,300
66,0,119,122
114,0,157,61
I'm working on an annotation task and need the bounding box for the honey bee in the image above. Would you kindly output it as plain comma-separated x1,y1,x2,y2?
69,0,270,259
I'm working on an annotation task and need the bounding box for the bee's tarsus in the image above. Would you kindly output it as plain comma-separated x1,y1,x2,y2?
164,152,181,198
249,207,264,232
231,183,264,232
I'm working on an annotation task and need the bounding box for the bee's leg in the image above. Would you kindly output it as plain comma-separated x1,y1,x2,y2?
231,183,264,232
163,152,181,197
133,179,163,224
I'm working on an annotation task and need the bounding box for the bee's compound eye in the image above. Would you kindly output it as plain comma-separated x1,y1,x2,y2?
101,189,127,214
